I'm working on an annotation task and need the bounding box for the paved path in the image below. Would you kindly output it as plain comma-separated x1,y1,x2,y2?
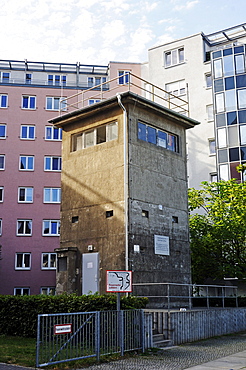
0,332,246,370
81,331,246,369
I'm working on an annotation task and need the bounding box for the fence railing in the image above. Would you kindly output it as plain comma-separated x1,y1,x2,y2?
36,309,150,367
133,282,238,310
59,72,189,117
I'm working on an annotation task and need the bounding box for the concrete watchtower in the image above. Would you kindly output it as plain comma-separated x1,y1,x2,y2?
49,91,199,306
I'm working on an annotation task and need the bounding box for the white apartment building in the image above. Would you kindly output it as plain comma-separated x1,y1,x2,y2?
143,23,246,189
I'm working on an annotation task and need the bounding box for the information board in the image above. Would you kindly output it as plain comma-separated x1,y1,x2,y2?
106,270,132,292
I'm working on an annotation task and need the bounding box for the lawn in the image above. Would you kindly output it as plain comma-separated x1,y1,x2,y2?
0,335,36,367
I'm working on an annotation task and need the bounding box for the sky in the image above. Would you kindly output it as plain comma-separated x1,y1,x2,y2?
1,0,246,66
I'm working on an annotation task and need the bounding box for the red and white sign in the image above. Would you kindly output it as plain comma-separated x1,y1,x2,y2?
54,324,72,335
106,270,132,293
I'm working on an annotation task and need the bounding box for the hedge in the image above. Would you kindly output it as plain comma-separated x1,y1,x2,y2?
0,293,148,338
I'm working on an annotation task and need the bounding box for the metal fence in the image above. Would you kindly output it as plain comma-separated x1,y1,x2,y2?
133,282,238,310
36,309,146,367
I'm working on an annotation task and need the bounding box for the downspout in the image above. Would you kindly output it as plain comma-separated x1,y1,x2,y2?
117,94,129,271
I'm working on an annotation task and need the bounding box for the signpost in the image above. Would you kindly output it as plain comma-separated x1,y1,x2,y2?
54,324,72,335
106,270,132,311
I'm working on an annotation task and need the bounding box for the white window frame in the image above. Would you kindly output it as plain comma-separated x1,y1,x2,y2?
118,71,130,85
48,74,66,86
208,139,216,155
210,173,218,182
40,287,56,295
42,220,60,236
88,99,101,105
0,218,2,235
0,94,8,108
0,124,6,139
1,72,10,82
17,219,32,236
20,125,35,140
72,122,118,151
164,47,184,68
18,187,33,203
19,155,34,171
0,187,4,202
45,126,62,141
207,105,214,121
0,155,5,170
22,95,36,109
165,80,186,97
41,253,57,270
14,287,30,296
15,253,31,270
46,97,66,111
44,156,62,171
205,73,212,88
43,188,61,203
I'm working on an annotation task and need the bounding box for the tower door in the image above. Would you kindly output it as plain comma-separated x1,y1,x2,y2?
82,253,99,294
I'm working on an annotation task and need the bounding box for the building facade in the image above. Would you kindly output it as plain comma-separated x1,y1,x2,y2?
0,60,141,295
50,91,198,302
144,23,246,188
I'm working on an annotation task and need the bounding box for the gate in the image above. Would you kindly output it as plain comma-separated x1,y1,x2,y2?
36,310,146,367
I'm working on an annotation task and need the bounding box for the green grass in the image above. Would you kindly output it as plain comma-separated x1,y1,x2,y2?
0,335,137,369
0,335,36,367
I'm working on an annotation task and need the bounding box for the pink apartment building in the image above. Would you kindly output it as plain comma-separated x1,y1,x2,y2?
0,59,141,295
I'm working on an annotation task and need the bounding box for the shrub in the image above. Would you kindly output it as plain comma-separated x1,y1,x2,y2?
0,293,148,337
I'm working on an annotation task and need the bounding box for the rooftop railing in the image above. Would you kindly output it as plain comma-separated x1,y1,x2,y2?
59,72,190,117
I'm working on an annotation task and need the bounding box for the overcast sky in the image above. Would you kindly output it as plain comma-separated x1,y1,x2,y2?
1,0,246,66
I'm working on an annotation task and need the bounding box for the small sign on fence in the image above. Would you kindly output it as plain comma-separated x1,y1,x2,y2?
106,270,132,292
54,324,72,335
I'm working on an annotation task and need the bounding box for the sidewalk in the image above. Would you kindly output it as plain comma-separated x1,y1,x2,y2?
185,350,246,369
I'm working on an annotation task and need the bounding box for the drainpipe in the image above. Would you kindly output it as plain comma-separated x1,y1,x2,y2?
117,94,129,271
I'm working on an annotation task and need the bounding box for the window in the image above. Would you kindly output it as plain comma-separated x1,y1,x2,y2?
41,253,56,269
88,99,100,105
42,220,60,236
1,72,10,83
210,173,218,182
0,187,4,202
48,75,66,86
207,105,214,121
0,218,2,235
18,187,33,203
72,122,118,151
14,288,30,296
213,59,223,78
118,71,130,85
26,74,32,84
206,74,212,88
45,126,62,141
20,125,35,140
0,124,6,139
44,156,62,171
106,210,113,218
19,156,34,171
217,128,227,148
0,94,7,108
43,188,61,203
15,253,31,270
22,95,36,109
138,122,178,153
46,97,66,111
238,89,246,109
40,287,56,295
166,80,186,96
0,155,5,170
215,93,225,113
17,220,32,236
165,47,184,67
142,210,149,218
209,139,216,155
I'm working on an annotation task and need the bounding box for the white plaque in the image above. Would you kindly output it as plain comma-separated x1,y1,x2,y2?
154,235,169,255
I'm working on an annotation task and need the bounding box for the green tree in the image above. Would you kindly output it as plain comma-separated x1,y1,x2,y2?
188,179,246,284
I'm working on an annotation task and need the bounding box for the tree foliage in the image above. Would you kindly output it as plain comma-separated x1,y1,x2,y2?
188,179,246,284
